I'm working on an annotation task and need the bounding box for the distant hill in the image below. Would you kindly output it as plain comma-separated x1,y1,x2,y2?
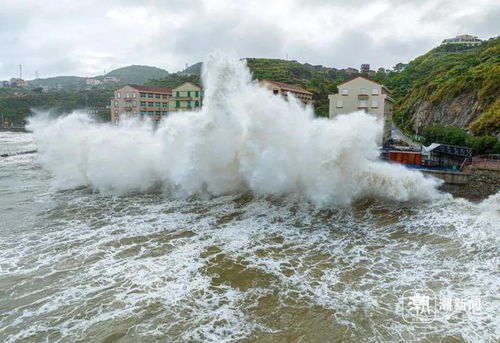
28,76,86,90
182,62,203,75
27,65,169,90
101,65,169,85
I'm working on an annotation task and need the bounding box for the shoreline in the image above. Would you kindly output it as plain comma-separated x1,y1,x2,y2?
0,127,29,133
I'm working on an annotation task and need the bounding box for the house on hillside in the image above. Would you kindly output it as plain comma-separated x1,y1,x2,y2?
111,82,203,123
85,78,102,87
9,78,27,88
103,76,120,83
328,76,394,143
343,67,359,75
441,34,482,46
260,80,314,106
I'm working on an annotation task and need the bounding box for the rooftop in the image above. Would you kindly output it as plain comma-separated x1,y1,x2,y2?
127,84,172,94
261,79,313,95
337,75,392,94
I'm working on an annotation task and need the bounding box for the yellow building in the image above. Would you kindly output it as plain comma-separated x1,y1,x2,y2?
168,82,203,112
260,80,314,106
110,82,203,123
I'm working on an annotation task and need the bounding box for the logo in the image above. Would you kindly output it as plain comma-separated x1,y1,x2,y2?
402,289,437,323
401,288,483,324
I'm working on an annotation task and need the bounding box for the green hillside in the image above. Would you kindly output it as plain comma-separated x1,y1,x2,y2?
0,89,113,126
28,76,86,90
103,65,169,85
383,37,500,135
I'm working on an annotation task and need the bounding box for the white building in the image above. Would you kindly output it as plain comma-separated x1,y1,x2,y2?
442,34,482,46
85,78,102,87
328,76,394,143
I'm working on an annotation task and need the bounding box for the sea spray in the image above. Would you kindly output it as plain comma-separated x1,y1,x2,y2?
28,53,442,205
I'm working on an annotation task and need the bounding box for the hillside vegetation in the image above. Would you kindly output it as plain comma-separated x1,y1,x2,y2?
28,65,169,90
0,89,113,125
103,65,169,84
383,37,499,136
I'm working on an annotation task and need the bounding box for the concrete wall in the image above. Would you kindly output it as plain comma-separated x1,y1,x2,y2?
421,169,469,185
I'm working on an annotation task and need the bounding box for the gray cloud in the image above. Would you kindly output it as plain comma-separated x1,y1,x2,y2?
0,0,498,80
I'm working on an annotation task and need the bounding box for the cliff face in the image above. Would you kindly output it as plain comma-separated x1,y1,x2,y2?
411,92,483,132
384,37,500,136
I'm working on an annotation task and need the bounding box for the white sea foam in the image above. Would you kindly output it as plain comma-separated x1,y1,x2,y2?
28,53,442,205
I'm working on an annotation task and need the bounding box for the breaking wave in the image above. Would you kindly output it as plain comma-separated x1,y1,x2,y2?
28,53,442,205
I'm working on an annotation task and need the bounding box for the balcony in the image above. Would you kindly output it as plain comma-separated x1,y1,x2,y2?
175,96,193,100
124,97,133,102
124,107,132,111
358,94,369,99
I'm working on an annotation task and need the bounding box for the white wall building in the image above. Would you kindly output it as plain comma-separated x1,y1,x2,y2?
328,76,394,143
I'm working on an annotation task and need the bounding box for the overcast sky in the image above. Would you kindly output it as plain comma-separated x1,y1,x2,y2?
1,0,498,80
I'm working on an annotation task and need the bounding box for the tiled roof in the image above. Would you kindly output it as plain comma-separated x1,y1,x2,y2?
127,84,172,94
261,80,313,95
337,76,392,93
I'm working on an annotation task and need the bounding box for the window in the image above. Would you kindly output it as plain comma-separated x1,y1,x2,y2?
341,89,348,95
359,99,367,107
176,91,180,97
360,88,367,94
141,111,147,116
372,88,378,95
155,94,160,99
132,101,136,107
155,111,161,115
117,91,121,98
371,100,378,108
114,109,118,114
195,91,199,97
336,100,343,108
148,111,154,115
132,91,136,98
195,100,200,107
148,93,153,98
126,93,130,98
148,102,154,107
114,100,118,107
187,91,191,97
140,101,146,107
162,94,168,99
155,102,161,107
133,110,137,115
162,103,168,108
140,92,146,98
176,100,180,108
187,100,192,108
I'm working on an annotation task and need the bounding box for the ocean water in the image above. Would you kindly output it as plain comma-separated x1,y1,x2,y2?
1,54,499,342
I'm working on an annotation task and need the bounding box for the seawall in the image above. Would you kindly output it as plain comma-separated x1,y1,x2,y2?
438,167,500,201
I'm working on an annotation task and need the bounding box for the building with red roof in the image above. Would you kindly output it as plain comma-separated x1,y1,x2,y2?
110,82,203,123
260,79,314,106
